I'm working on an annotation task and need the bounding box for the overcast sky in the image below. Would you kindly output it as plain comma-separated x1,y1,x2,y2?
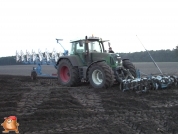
0,0,178,57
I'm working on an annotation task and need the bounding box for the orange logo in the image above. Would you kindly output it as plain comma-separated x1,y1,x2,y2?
1,116,19,133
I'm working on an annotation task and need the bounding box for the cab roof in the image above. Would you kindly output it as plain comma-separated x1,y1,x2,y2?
70,36,109,43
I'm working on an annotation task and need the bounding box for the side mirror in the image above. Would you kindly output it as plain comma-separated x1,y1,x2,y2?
79,40,83,47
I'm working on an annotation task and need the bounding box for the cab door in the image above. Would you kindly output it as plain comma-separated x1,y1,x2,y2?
74,42,87,65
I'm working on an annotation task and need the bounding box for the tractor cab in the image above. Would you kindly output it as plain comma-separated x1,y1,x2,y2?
69,36,116,66
70,36,107,54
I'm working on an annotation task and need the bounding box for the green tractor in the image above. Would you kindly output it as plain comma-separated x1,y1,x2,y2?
56,36,136,89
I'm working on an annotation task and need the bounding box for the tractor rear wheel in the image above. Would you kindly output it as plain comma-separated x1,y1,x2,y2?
122,59,136,78
58,59,80,86
88,62,115,89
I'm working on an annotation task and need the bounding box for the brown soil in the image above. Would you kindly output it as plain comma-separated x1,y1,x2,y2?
0,75,178,134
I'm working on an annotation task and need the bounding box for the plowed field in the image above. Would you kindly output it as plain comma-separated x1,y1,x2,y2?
0,63,178,134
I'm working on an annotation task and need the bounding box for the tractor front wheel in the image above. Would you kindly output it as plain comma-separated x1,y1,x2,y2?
58,59,80,86
88,62,115,89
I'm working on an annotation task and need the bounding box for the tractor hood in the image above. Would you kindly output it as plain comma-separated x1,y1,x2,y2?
90,52,121,67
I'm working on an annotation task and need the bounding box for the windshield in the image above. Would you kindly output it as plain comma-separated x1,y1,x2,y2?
88,41,103,53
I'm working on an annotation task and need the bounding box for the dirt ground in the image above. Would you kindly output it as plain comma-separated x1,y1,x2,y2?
0,74,178,134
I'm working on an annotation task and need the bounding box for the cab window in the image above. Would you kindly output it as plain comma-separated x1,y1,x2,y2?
76,41,85,53
88,41,103,53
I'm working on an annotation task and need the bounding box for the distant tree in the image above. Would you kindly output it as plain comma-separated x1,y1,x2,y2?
175,45,178,56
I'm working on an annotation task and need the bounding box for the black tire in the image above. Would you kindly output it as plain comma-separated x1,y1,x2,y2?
31,71,37,80
57,59,80,87
88,62,115,89
122,59,136,78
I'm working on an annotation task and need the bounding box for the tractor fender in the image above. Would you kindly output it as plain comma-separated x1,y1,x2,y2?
122,58,129,61
56,55,83,67
85,60,106,78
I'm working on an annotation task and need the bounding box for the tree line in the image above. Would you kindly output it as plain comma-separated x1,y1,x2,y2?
0,49,178,65
119,49,178,62
0,56,23,65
